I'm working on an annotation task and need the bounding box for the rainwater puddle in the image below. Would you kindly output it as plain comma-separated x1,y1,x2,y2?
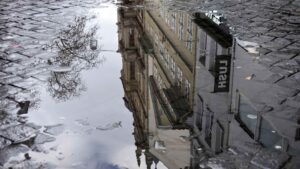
23,5,164,169
1,0,299,169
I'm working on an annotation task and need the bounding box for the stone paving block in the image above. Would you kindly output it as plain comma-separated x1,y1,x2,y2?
264,73,284,83
277,77,300,90
2,76,24,85
284,98,300,108
285,34,300,40
269,38,292,48
34,51,57,60
19,10,40,16
31,7,51,13
279,49,300,58
274,84,299,98
265,31,288,38
3,48,26,56
268,51,297,61
18,48,43,58
259,57,285,67
272,105,300,122
0,33,22,41
248,35,275,44
4,22,19,28
0,59,10,66
12,79,39,90
272,59,300,72
250,149,289,169
6,53,29,62
35,20,61,29
282,157,300,169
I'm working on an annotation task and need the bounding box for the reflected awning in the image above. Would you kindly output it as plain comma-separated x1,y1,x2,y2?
163,86,192,122
193,13,232,48
149,76,190,129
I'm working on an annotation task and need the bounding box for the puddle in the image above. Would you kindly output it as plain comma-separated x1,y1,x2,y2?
1,0,299,169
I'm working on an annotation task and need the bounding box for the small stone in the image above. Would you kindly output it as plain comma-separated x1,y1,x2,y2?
24,153,31,160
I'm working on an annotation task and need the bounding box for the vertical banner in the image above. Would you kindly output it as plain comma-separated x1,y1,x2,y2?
214,55,231,92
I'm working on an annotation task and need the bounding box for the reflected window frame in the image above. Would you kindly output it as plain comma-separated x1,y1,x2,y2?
235,91,292,153
129,28,135,47
258,117,287,152
235,92,260,139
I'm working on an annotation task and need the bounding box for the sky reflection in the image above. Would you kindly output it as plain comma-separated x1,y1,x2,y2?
27,4,163,169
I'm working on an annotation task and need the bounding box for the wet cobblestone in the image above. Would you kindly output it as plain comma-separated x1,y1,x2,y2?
0,0,102,105
164,0,300,77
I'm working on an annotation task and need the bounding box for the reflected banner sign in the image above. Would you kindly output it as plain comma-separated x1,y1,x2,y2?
214,55,231,92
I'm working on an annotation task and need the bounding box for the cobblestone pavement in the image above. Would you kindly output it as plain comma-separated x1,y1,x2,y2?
164,0,300,129
164,0,300,71
154,1,300,116
160,0,300,168
0,0,107,168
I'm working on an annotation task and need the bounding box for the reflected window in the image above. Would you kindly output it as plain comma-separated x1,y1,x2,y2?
130,62,135,80
238,95,258,137
186,16,193,52
205,109,214,146
199,30,207,65
196,96,204,130
171,12,176,32
176,68,183,87
129,28,134,47
206,37,216,71
184,79,191,98
178,13,184,40
259,118,284,151
296,128,300,141
296,119,300,141
154,140,166,150
170,58,176,79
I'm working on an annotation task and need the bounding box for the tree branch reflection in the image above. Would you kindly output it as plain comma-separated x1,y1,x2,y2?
46,16,104,101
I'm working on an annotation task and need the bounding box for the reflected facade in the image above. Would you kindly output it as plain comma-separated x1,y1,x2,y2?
118,0,300,169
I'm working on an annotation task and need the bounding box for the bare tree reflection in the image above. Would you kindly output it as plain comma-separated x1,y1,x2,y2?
46,16,104,101
48,70,86,101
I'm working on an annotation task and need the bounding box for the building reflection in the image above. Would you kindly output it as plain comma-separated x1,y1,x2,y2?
118,0,153,168
118,0,191,168
119,0,299,169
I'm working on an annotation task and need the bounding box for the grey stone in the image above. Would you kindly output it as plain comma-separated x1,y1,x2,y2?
248,35,274,44
0,124,37,144
272,105,300,121
264,74,284,83
250,149,289,169
0,137,12,150
277,77,300,90
0,144,29,165
282,157,300,169
275,86,299,98
44,124,64,136
263,38,292,49
285,34,300,40
285,98,300,108
34,133,56,144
